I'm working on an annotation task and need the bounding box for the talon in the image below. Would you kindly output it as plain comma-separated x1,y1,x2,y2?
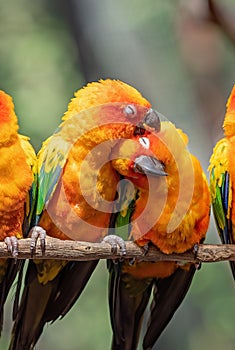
113,259,119,265
129,258,135,266
5,236,19,261
142,243,149,256
29,226,46,256
195,262,201,270
102,235,127,257
193,243,199,259
193,244,201,270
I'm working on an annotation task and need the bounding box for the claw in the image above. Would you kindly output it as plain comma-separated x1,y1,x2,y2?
193,243,201,270
195,262,202,270
5,236,18,261
193,243,199,258
102,235,127,257
129,258,135,266
142,243,149,256
29,226,46,256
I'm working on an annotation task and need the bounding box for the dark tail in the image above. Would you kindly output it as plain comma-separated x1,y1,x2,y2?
108,260,153,350
143,265,196,350
0,259,23,336
9,259,98,350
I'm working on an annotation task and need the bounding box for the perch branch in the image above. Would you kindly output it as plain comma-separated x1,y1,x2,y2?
0,237,235,263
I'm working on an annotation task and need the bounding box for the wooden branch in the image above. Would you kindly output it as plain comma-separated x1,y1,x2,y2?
1,237,235,263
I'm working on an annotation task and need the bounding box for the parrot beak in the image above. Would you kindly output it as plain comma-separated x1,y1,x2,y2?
142,109,161,132
133,155,167,176
135,109,161,135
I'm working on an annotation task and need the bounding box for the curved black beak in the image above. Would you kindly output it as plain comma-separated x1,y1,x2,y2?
142,109,161,132
134,155,167,176
135,109,161,135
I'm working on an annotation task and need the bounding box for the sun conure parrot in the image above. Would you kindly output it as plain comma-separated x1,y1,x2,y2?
209,85,235,279
9,79,162,350
107,119,211,349
0,90,37,335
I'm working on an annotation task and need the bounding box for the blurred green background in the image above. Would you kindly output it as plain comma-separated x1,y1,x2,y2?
0,0,235,349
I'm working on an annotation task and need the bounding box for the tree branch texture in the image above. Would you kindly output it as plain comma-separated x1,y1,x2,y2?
1,237,235,263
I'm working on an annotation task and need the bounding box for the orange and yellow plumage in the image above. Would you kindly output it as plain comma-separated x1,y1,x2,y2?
209,85,235,279
0,90,36,334
10,79,154,350
10,79,210,350
107,119,210,349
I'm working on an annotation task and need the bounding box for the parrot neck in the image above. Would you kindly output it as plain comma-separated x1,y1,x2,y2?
223,115,235,138
0,91,20,145
223,86,235,137
0,120,19,147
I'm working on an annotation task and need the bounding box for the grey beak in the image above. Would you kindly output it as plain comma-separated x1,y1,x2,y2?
134,109,161,135
134,155,167,176
142,109,161,132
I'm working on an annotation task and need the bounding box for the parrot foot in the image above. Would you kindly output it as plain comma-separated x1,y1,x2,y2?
193,243,201,270
193,243,199,257
195,262,202,270
129,258,135,266
5,236,18,261
142,243,149,255
102,235,127,257
29,226,46,256
127,243,149,266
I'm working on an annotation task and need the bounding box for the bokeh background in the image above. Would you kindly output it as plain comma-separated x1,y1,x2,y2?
0,0,235,349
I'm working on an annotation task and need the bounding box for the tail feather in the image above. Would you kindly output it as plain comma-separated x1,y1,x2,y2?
143,265,196,350
0,259,22,336
108,261,153,350
10,260,98,350
9,261,55,350
45,260,99,320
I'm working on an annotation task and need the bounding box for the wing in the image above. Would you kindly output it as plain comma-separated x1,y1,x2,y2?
209,138,235,277
209,138,232,244
10,135,37,323
0,135,37,335
19,134,38,233
36,133,71,220
108,183,152,350
10,132,98,349
143,265,196,349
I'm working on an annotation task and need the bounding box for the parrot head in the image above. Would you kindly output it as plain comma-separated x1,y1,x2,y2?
63,79,151,120
58,79,162,145
0,90,19,144
93,103,161,133
111,132,167,190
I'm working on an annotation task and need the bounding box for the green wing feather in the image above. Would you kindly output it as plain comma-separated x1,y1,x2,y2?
209,138,232,245
209,138,235,279
113,178,138,240
36,133,71,221
107,180,153,350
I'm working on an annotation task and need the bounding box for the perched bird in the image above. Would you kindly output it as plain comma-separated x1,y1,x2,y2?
0,91,36,334
10,79,161,350
209,85,235,278
107,120,210,349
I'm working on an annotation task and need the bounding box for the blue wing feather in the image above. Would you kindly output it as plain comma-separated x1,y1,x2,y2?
209,139,235,279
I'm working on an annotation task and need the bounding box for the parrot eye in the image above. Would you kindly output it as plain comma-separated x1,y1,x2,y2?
124,104,137,117
139,137,150,149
